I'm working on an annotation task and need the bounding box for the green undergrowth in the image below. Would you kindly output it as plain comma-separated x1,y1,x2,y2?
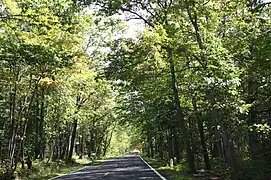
143,157,193,180
15,156,103,180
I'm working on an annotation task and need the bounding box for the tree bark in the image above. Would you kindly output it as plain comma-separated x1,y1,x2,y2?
67,119,78,161
192,98,211,170
147,131,154,158
168,48,195,172
13,77,40,170
222,129,238,180
158,133,164,160
34,97,40,160
39,88,45,159
167,128,174,160
210,109,223,158
79,135,84,159
103,129,114,157
172,127,181,163
8,64,19,167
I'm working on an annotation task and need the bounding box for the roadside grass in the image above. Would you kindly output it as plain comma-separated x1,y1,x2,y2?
15,156,101,180
143,157,193,180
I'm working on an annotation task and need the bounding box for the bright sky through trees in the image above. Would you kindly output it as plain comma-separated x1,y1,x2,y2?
1,1,271,180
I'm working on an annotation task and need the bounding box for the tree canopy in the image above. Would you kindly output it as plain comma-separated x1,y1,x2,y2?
1,0,271,179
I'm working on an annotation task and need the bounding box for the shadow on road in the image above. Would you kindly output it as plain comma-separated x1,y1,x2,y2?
54,155,163,180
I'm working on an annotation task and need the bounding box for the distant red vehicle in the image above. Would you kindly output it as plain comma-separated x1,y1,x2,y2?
134,148,140,155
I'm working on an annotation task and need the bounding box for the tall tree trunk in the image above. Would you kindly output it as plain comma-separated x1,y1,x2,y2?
172,127,181,163
188,114,197,170
168,48,195,172
79,135,84,159
147,131,154,158
167,129,173,161
60,132,68,159
39,88,45,159
67,119,78,161
53,110,60,160
158,133,164,160
34,98,40,160
103,129,114,157
56,100,61,160
8,90,16,167
14,77,40,170
88,133,93,158
186,140,195,172
222,128,238,180
211,109,223,158
192,98,211,170
8,64,19,167
20,137,25,169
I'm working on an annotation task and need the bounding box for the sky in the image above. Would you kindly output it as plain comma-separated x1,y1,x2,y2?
122,0,271,38
119,13,145,39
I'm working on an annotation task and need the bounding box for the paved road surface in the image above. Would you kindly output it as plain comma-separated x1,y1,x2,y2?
52,154,166,180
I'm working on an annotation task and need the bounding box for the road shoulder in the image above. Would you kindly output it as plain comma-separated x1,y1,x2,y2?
142,157,193,180
139,156,168,180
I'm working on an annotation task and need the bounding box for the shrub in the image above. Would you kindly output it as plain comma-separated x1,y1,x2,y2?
237,159,269,180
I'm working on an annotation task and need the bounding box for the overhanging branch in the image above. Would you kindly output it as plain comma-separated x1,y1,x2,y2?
120,7,154,28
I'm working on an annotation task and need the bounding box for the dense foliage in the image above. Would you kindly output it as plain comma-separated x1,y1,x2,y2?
88,0,271,179
1,0,271,179
0,0,121,178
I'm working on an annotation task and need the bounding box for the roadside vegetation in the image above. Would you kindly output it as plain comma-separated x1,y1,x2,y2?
17,157,91,180
144,157,193,180
1,0,271,180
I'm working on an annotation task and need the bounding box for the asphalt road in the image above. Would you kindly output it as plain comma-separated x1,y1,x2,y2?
52,154,166,180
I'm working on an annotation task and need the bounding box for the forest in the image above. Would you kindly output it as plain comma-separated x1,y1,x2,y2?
0,0,271,179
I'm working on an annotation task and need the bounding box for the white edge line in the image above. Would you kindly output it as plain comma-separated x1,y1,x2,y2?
49,157,167,180
139,156,168,180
